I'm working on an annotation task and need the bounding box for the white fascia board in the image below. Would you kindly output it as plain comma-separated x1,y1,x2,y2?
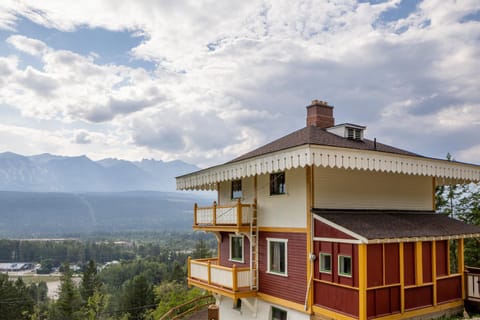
176,144,480,190
312,214,369,244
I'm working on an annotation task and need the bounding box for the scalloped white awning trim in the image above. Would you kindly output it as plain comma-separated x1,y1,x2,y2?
176,145,480,190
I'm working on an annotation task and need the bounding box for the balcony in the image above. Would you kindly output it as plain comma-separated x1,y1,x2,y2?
193,200,255,232
188,257,257,299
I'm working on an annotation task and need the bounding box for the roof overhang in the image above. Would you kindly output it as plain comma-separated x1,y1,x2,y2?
312,210,480,244
176,144,480,190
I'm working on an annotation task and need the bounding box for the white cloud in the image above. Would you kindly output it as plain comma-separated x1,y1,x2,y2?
7,35,48,56
0,0,478,166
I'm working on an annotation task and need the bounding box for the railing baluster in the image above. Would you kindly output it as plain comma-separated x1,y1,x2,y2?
236,199,242,227
213,201,217,226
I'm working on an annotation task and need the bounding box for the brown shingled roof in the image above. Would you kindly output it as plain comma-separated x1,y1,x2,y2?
230,125,420,163
313,209,480,241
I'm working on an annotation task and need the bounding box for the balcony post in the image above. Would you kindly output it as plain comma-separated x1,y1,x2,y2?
208,260,212,284
213,201,217,226
232,264,238,292
236,199,242,227
194,203,198,226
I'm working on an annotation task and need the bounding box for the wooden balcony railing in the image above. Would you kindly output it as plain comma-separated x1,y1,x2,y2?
187,257,256,298
466,266,480,302
193,200,255,228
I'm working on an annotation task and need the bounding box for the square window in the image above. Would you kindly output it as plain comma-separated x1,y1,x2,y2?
271,306,287,320
231,179,242,199
229,235,244,263
319,253,332,274
267,238,287,276
338,255,352,277
270,172,286,195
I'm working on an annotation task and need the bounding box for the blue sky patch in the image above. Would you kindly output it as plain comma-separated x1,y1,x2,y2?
460,10,480,23
1,17,155,70
380,0,421,22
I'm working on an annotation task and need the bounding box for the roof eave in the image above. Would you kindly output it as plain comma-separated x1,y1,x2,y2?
176,144,480,190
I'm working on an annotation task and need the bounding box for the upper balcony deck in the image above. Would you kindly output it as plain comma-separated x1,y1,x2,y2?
193,200,256,233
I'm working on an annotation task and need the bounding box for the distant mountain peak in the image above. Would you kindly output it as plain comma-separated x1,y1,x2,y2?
0,151,199,192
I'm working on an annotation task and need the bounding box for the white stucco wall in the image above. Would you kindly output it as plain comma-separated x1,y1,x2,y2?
256,167,307,228
218,176,255,206
217,297,310,320
313,167,434,210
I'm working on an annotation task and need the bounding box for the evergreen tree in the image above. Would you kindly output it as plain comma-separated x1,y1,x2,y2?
191,239,211,259
80,260,101,303
122,275,155,320
0,274,34,320
53,264,82,320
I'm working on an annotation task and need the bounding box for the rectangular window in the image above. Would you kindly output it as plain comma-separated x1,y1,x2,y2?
271,306,287,320
270,172,286,195
338,255,352,277
231,179,242,199
267,238,287,276
319,253,332,274
229,235,244,263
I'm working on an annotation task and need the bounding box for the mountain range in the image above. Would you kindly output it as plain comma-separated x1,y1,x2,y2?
0,152,200,192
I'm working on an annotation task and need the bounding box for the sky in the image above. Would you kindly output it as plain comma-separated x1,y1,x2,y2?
0,0,479,168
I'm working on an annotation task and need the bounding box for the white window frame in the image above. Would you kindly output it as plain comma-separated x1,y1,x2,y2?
319,252,332,274
267,238,288,276
338,255,352,277
229,234,244,263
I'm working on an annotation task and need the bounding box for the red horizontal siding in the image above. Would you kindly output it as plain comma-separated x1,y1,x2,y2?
258,231,307,304
219,232,250,268
314,281,359,317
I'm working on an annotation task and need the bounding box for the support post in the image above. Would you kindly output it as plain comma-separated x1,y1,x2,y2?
459,238,465,299
208,260,212,284
399,242,405,314
237,199,242,227
415,241,423,285
194,203,198,226
213,201,217,226
232,264,238,292
358,243,367,320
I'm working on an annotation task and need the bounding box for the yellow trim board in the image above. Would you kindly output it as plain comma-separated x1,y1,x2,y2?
258,227,307,233
373,300,463,320
256,292,310,314
311,305,357,320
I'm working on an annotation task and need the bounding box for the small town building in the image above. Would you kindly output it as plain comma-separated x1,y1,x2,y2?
176,100,480,320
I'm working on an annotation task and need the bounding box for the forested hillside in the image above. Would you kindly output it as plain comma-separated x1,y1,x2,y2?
0,191,213,237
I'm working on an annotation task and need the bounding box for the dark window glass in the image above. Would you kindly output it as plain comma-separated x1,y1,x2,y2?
270,172,285,195
231,179,242,199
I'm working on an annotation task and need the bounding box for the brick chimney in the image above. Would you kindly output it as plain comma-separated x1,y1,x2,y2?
306,100,334,128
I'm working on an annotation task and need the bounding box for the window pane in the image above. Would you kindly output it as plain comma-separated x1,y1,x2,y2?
270,172,286,195
339,256,352,276
269,241,286,274
320,253,331,273
271,307,287,320
231,236,243,261
231,180,242,199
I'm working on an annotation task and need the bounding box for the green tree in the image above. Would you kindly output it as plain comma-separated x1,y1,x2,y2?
80,260,101,303
0,274,34,320
152,282,204,318
122,275,155,320
191,239,211,259
53,264,82,320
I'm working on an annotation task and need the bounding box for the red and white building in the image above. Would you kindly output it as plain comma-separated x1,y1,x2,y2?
176,100,480,320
